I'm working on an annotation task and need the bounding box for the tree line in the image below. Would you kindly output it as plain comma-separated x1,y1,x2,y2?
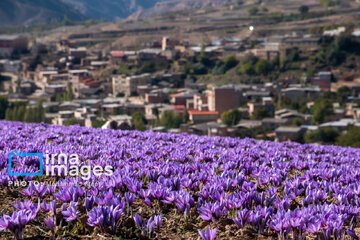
0,96,45,123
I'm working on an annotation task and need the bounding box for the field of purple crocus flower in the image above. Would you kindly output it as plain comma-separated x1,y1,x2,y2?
0,120,360,240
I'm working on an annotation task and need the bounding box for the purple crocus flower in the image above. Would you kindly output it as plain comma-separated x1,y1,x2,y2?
198,204,212,222
0,209,38,240
0,214,10,231
87,207,105,230
138,189,150,199
21,185,34,197
146,217,155,236
162,191,177,204
41,201,51,212
47,185,56,194
12,200,38,212
233,208,250,228
125,192,136,206
198,227,217,240
144,198,152,207
54,189,72,202
54,186,84,203
154,215,162,231
198,202,224,222
61,202,79,222
306,221,321,234
95,189,114,206
33,182,48,198
87,206,123,233
347,228,359,240
85,196,96,211
134,213,145,230
44,216,55,232
125,178,142,193
40,200,56,214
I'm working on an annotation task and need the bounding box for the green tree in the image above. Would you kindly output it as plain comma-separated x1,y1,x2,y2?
336,126,360,148
23,102,44,123
320,0,339,7
299,5,309,14
52,82,74,102
116,92,125,97
131,112,148,131
212,63,226,75
336,86,352,105
276,94,283,110
311,99,333,124
306,67,316,78
192,63,207,75
24,108,32,122
248,6,259,16
197,43,211,66
242,53,259,65
222,109,242,126
239,63,254,75
35,101,45,123
292,117,303,127
92,119,107,128
252,107,271,120
65,81,74,101
64,118,83,126
0,96,8,119
15,105,26,122
254,59,272,75
5,108,13,121
152,107,160,119
16,77,21,93
304,128,340,144
156,110,182,129
183,108,189,123
224,55,238,71
118,65,130,75
285,48,300,63
54,93,64,102
140,62,155,73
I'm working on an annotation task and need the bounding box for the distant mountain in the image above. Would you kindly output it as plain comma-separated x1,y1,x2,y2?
0,0,84,27
0,0,234,27
59,0,171,21
128,0,234,19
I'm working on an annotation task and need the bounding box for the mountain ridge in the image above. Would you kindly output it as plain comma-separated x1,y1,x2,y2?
0,0,84,27
59,0,172,21
128,0,234,20
0,0,234,27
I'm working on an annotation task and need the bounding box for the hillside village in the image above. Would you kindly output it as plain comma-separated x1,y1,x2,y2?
1,19,360,146
4,1,360,240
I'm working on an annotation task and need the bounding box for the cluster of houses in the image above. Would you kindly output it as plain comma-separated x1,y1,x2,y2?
1,27,360,142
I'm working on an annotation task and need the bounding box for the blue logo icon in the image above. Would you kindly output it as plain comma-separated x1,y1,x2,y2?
8,151,43,176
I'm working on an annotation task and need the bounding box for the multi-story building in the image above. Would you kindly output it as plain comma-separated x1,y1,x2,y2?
311,72,332,91
208,86,241,115
162,37,179,51
0,34,28,58
44,84,67,95
170,92,194,105
112,73,151,97
193,93,209,111
68,47,87,59
188,110,219,124
145,91,167,104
